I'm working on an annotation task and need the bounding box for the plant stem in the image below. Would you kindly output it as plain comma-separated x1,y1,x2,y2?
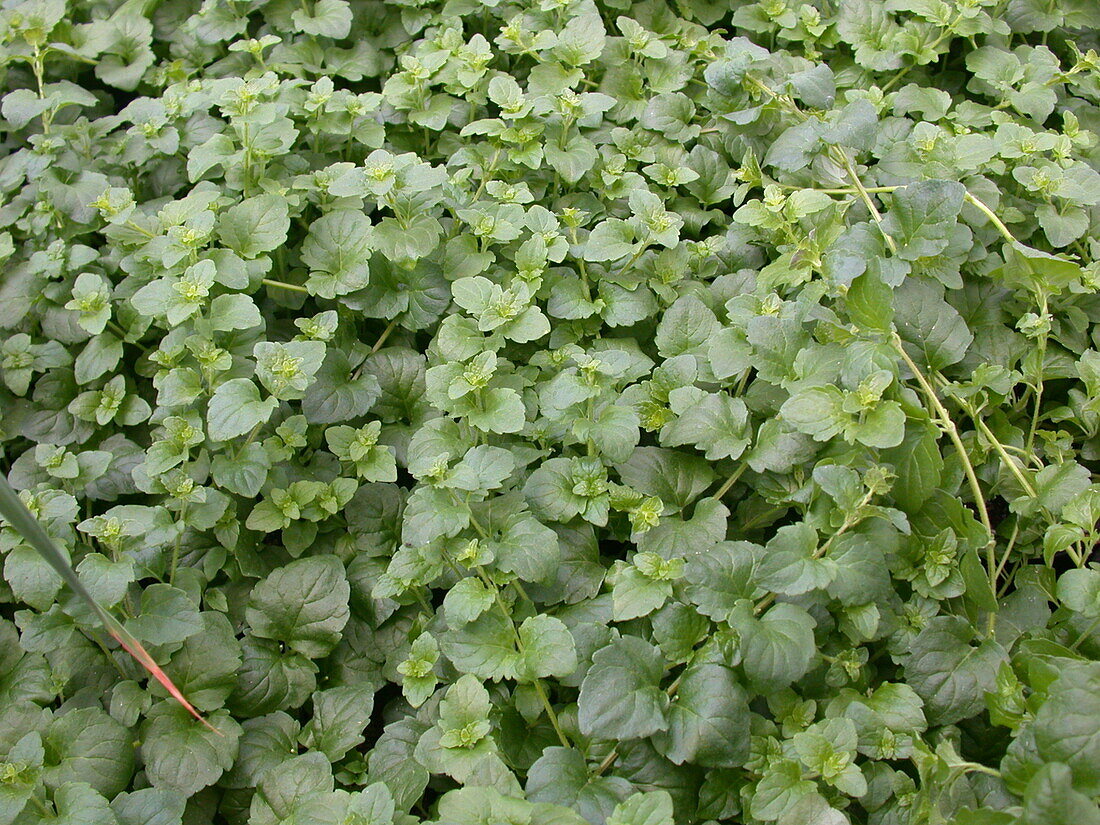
963,192,1017,244
1024,296,1048,456
447,491,572,749
32,47,51,135
471,146,501,203
892,334,995,585
832,148,897,254
947,390,1038,498
125,220,157,238
775,183,901,195
411,587,433,615
955,761,1002,779
169,505,186,585
370,319,398,354
531,677,571,748
610,244,648,284
713,463,746,500
478,565,571,748
234,421,264,460
880,15,961,93
261,278,309,294
1068,614,1100,652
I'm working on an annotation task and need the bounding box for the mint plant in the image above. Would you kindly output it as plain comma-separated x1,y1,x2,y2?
2,0,1100,823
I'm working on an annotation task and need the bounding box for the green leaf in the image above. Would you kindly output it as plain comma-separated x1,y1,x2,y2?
468,387,526,434
616,447,716,510
444,577,496,626
903,616,1007,726
516,614,577,682
585,220,636,262
606,791,674,825
443,610,521,682
655,296,720,360
652,663,750,768
206,378,277,442
1032,662,1100,795
578,636,669,740
527,747,632,824
661,391,750,461
163,612,241,712
781,386,845,442
255,340,327,400
757,523,836,596
292,0,352,38
218,194,290,258
111,788,186,825
1057,569,1100,617
140,704,241,797
894,278,974,370
246,556,351,659
490,512,561,583
125,584,203,647
301,210,373,299
612,567,672,621
300,686,375,762
750,760,817,821
733,604,817,692
1021,762,1100,825
882,180,966,261
43,783,117,825
44,707,133,798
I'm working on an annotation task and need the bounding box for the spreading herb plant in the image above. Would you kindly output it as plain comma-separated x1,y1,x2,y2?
1,0,1100,823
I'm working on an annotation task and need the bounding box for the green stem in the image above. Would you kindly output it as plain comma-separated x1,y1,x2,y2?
610,244,648,284
963,192,1017,244
773,183,900,195
476,563,571,749
732,367,752,397
261,278,309,294
1068,614,1100,652
412,588,434,615
169,503,187,585
713,463,746,500
370,319,398,354
892,335,995,585
30,794,52,818
745,72,1016,256
949,390,1037,498
446,491,572,747
570,226,593,300
233,421,264,460
125,220,157,238
993,521,1020,598
880,15,962,93
955,761,1002,779
32,47,51,135
831,148,897,255
471,147,501,203
1024,296,1048,456
531,677,571,749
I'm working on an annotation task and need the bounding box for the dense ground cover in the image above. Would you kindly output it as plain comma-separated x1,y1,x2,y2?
2,0,1100,822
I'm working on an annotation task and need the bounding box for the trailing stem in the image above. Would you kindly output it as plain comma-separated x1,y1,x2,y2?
891,334,996,589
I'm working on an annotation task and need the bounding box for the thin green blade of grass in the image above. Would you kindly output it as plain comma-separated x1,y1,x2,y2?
0,474,215,731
